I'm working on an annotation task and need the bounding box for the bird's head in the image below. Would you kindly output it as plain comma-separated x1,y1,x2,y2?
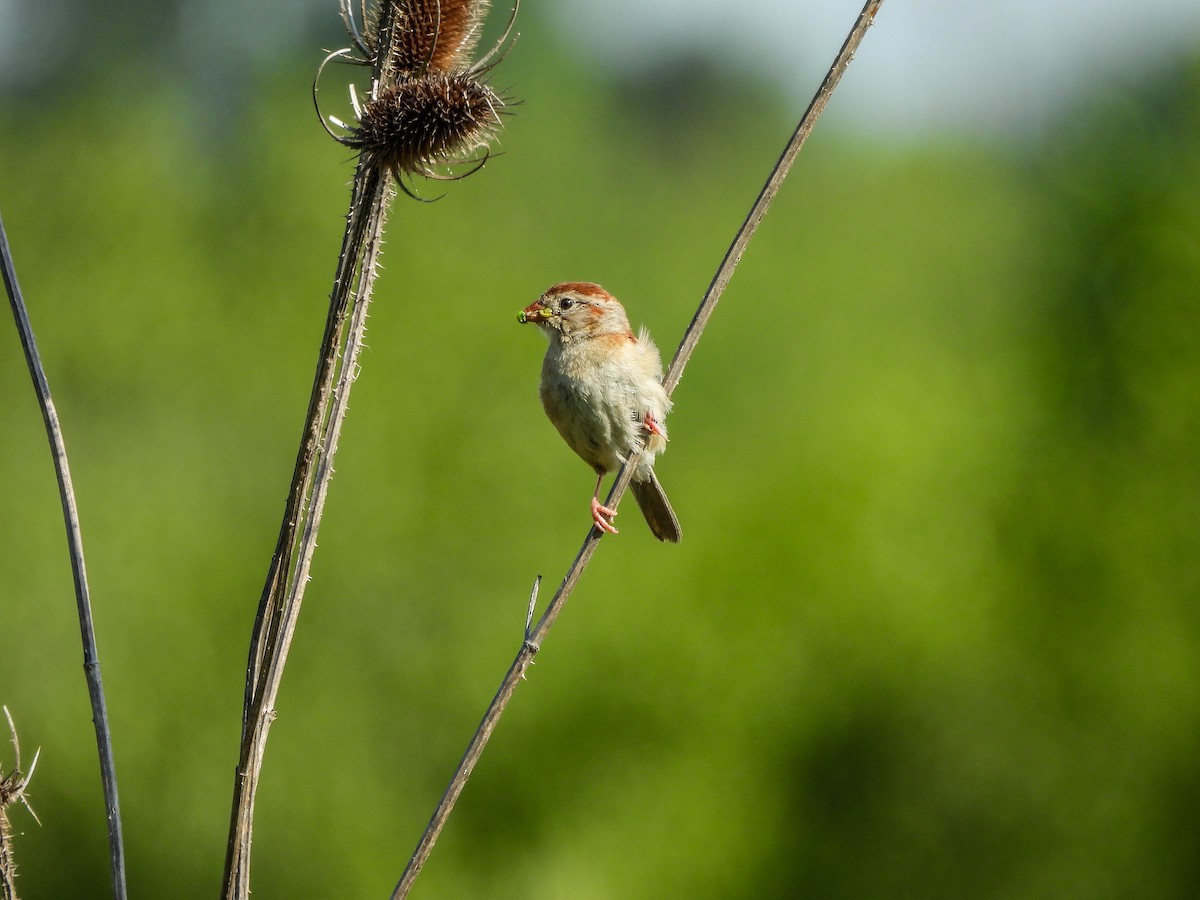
518,282,633,342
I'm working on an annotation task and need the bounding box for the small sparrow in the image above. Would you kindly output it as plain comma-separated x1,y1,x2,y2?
519,282,681,542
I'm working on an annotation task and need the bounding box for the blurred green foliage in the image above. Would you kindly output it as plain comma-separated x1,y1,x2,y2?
2,12,1199,899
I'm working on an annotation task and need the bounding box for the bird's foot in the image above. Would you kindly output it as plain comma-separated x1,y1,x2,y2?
591,497,619,535
642,412,666,437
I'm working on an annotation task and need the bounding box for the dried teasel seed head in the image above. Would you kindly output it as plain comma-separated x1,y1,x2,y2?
345,74,506,179
317,0,517,194
388,0,492,75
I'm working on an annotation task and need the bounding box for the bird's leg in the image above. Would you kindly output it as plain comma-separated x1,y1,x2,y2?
590,471,619,534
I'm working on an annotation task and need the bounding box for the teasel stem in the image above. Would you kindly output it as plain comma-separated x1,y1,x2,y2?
1,707,42,900
221,164,391,900
222,3,401,898
390,1,886,896
226,0,520,892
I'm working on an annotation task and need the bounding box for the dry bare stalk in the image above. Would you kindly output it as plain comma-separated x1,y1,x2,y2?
2,215,127,900
391,1,886,894
224,1,515,896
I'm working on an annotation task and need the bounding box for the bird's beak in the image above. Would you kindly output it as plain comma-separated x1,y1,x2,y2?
517,300,553,325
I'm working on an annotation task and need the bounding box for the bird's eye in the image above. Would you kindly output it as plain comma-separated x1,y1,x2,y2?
558,298,574,310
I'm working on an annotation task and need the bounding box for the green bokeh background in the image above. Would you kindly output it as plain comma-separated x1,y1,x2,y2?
3,6,1200,898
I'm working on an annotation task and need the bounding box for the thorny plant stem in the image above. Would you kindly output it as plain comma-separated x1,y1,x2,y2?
0,804,16,900
1,707,42,900
391,1,886,895
222,6,400,898
222,167,390,900
1,213,128,900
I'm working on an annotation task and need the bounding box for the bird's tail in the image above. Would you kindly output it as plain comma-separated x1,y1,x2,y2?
631,470,682,543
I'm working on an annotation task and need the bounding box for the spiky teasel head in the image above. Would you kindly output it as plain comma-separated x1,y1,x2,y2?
387,0,493,77
343,74,508,183
320,0,517,196
342,0,496,74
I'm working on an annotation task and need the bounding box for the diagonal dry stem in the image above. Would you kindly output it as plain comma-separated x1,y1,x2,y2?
390,1,886,896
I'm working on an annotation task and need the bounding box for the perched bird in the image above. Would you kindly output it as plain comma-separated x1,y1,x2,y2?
519,282,681,542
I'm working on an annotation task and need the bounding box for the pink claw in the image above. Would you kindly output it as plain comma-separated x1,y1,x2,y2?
643,412,666,437
590,496,619,535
